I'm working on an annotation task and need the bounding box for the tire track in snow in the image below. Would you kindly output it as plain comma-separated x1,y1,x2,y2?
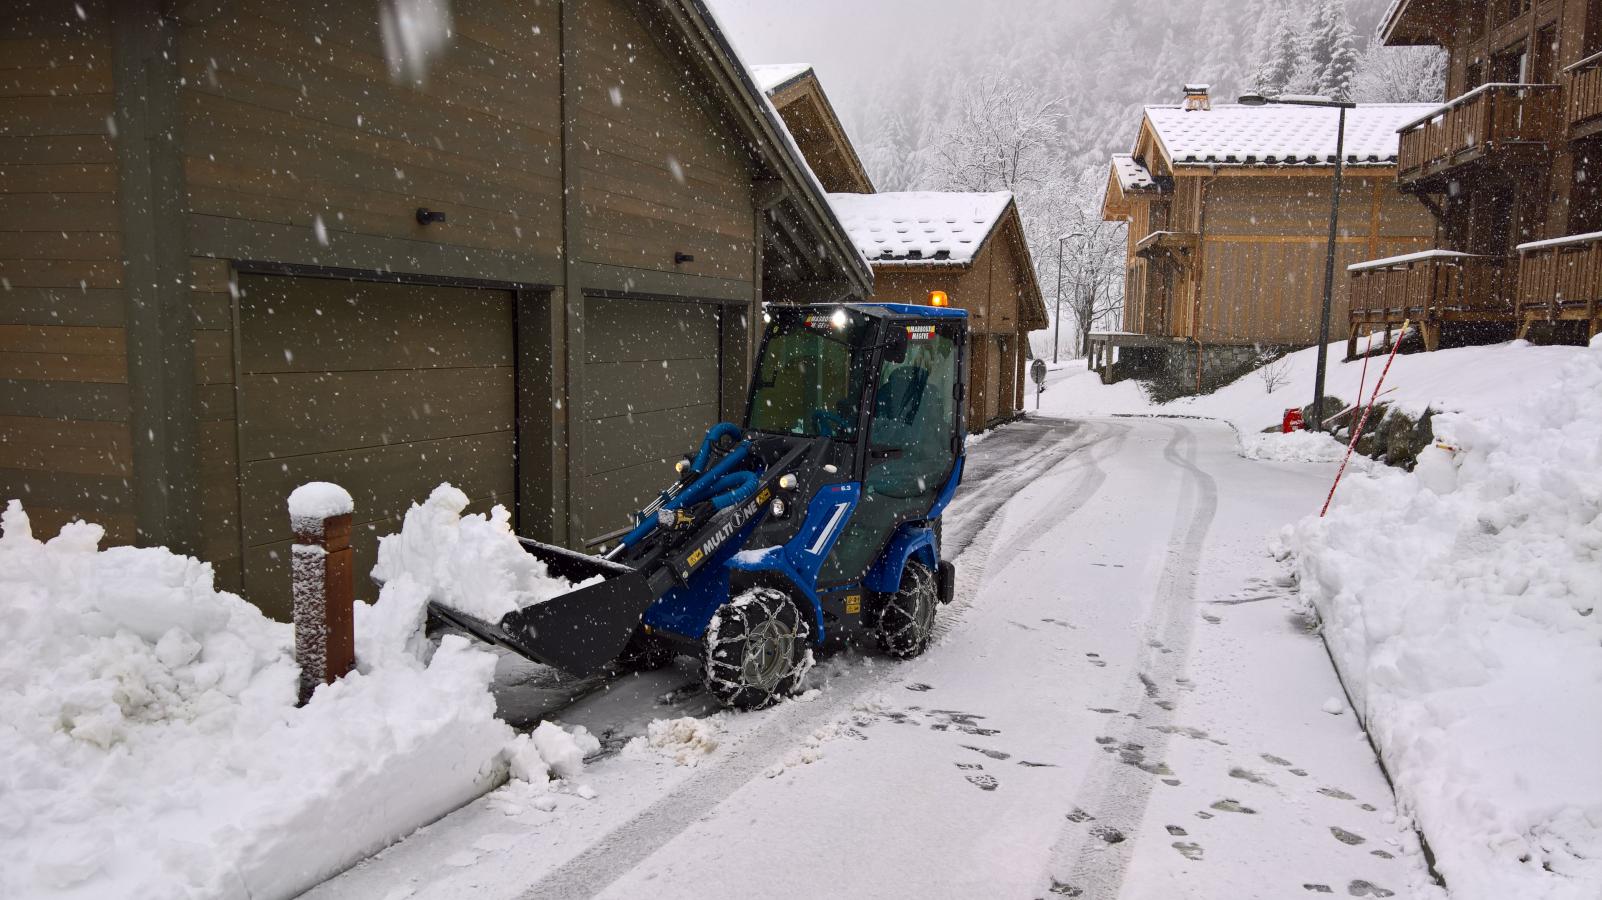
1044,420,1220,898
517,420,1104,899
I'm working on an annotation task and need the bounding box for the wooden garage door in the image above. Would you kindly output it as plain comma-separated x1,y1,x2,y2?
236,275,517,617
577,296,722,541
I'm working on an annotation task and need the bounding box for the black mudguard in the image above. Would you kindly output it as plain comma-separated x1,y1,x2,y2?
936,559,956,604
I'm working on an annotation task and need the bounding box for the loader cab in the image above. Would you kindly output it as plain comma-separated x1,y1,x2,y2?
746,304,967,585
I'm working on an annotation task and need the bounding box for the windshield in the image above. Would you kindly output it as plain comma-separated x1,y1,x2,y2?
746,309,874,439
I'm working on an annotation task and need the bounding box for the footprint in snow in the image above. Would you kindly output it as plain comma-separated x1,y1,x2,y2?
905,682,933,692
1289,768,1309,776
1346,880,1394,897
962,744,1011,761
1048,880,1083,896
1089,824,1125,844
1329,826,1366,846
1303,884,1334,894
1370,849,1394,860
1089,707,1120,715
1229,767,1275,787
1018,760,1057,768
1201,612,1222,624
965,773,999,791
1318,787,1356,801
1166,825,1188,836
1261,753,1294,767
1209,799,1256,814
1172,841,1204,860
1064,807,1095,823
956,762,983,770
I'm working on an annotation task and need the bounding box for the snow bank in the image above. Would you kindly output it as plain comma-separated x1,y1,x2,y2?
1040,340,1589,443
372,483,597,623
0,489,602,900
1239,429,1351,463
1283,340,1602,899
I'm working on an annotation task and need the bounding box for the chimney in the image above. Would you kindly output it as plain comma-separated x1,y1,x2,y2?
1182,83,1211,111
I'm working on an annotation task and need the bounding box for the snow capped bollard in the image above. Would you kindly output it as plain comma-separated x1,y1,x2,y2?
288,482,356,705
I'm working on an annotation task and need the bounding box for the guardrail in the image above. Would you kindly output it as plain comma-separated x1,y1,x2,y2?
1396,83,1561,181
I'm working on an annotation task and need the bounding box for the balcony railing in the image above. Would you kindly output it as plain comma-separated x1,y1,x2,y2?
1516,231,1602,321
1396,83,1562,182
1348,250,1515,325
1565,51,1602,127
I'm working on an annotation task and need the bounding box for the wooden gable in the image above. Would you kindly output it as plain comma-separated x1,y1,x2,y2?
766,70,874,194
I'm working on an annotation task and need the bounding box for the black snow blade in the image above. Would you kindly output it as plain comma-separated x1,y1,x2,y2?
437,537,659,676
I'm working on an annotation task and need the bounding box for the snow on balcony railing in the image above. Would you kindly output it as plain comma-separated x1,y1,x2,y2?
1396,82,1558,133
1515,230,1602,252
1347,249,1484,272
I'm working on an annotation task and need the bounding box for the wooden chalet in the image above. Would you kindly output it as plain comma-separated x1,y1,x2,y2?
1100,87,1436,388
754,64,1048,428
1354,0,1602,348
0,0,871,617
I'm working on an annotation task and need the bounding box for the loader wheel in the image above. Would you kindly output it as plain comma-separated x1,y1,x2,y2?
704,588,811,710
875,560,938,659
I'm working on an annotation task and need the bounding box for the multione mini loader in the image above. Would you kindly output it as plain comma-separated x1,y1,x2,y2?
430,303,968,709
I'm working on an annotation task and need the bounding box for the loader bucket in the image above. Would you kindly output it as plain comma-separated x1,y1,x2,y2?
429,537,657,676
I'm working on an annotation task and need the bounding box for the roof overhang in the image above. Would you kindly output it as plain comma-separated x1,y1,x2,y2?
659,1,874,298
1377,0,1453,46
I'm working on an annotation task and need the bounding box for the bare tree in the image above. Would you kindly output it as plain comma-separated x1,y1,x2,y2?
1255,344,1293,394
932,73,1064,194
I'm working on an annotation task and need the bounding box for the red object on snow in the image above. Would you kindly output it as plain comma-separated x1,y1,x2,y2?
1281,408,1305,433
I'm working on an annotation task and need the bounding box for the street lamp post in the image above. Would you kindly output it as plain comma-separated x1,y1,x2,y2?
1238,93,1354,433
1053,231,1083,364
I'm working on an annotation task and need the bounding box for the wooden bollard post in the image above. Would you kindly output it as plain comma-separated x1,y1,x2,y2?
288,482,355,706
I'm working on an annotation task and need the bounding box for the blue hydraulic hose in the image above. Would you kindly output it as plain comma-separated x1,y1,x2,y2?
691,422,744,473
617,426,754,549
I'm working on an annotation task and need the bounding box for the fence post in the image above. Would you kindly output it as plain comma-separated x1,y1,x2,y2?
288,482,355,706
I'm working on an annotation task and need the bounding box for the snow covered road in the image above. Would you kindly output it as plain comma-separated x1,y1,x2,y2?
307,416,1432,900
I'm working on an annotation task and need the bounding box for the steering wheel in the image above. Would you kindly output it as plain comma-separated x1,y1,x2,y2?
812,409,850,437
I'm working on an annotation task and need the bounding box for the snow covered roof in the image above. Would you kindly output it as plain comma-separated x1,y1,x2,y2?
826,192,1013,265
749,63,812,94
1143,103,1436,167
1111,154,1159,192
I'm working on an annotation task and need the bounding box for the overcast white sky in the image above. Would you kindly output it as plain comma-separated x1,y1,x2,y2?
707,0,1005,129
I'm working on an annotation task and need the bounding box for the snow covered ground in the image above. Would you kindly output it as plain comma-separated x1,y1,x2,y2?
308,417,1431,899
0,487,603,900
1286,339,1602,900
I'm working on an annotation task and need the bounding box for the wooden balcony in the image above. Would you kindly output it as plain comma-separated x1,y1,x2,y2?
1516,232,1602,327
1396,84,1562,184
1348,250,1515,349
1566,51,1602,129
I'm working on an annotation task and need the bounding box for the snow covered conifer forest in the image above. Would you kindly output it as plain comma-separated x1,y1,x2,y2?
715,0,1446,357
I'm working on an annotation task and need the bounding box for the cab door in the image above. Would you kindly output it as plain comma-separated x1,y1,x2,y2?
818,320,963,584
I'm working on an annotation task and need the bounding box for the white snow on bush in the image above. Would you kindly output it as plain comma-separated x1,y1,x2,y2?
1284,340,1602,899
1239,429,1351,463
372,483,597,623
0,488,603,900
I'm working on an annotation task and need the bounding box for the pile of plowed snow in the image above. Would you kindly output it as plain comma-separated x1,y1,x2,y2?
1285,337,1602,899
0,484,598,900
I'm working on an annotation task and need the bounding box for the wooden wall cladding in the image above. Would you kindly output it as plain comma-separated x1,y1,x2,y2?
571,0,756,284
0,1,134,543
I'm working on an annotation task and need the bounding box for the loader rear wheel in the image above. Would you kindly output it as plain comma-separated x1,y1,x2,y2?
875,560,938,659
704,588,811,710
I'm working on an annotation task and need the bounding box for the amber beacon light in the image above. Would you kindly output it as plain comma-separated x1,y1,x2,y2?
927,290,949,307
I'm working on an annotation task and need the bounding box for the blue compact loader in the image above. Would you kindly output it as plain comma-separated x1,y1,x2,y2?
429,303,968,708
